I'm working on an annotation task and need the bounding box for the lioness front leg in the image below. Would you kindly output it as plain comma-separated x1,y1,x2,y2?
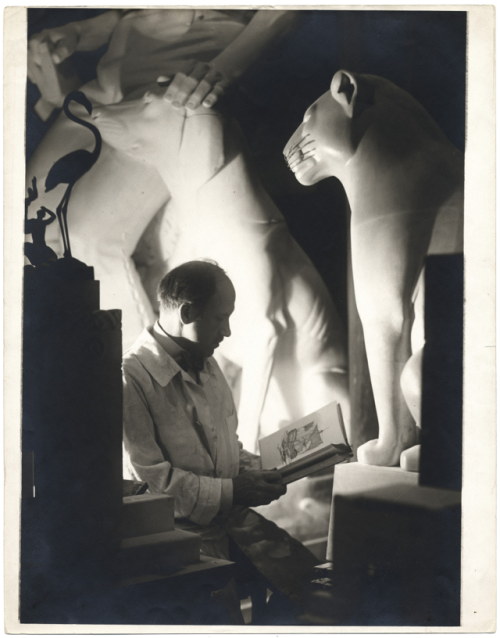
352,212,432,466
357,314,419,466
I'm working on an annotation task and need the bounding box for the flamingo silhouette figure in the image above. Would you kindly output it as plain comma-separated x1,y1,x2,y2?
45,91,102,259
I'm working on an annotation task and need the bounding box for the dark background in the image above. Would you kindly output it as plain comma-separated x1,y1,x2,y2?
26,8,466,329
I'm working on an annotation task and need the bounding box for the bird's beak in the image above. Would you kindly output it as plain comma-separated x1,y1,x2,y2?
83,99,93,116
70,91,93,116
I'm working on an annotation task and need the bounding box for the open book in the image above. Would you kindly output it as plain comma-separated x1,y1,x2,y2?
259,401,352,484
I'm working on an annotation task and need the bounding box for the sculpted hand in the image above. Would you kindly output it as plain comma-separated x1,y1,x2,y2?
157,61,230,111
232,470,286,507
28,23,79,76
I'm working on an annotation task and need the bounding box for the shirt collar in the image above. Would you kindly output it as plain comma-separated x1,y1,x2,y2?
154,322,206,371
129,324,210,387
153,321,190,361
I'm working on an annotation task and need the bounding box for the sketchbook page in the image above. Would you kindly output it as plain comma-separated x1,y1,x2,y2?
259,400,345,469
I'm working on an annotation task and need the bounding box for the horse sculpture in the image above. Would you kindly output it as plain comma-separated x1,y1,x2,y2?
81,90,351,452
25,8,351,451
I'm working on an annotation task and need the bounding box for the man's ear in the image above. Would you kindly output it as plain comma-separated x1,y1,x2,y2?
330,70,358,117
179,302,195,325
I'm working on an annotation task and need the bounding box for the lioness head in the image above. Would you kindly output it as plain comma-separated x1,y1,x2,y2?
284,69,450,186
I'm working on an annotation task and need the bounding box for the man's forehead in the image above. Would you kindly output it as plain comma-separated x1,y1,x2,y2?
207,275,235,307
217,274,235,294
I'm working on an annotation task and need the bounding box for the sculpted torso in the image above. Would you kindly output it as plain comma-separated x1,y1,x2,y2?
284,70,464,467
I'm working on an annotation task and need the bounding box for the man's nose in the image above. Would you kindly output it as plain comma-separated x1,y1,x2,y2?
220,319,231,338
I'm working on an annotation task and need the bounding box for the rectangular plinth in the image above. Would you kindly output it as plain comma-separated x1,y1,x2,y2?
114,529,201,577
323,463,461,626
335,461,419,495
327,462,419,560
119,494,175,539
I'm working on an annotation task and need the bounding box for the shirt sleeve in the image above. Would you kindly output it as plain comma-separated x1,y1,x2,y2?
219,478,233,515
123,364,223,526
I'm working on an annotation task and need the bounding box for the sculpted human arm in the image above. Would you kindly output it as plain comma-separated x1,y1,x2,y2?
28,10,122,71
209,10,300,87
40,206,57,224
160,10,300,110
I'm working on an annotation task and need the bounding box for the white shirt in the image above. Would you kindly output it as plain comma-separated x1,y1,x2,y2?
122,324,260,526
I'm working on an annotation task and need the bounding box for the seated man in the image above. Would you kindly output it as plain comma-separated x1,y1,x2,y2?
122,260,318,623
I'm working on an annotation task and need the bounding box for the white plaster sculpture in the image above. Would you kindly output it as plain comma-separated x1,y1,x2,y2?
27,9,350,452
284,70,463,468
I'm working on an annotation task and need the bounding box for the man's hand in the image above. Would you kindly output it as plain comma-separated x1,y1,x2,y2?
157,61,230,111
232,470,286,507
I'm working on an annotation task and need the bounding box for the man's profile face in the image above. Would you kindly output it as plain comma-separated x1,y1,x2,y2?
187,275,236,358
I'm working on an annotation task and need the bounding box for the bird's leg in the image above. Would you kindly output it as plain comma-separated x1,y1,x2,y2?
61,185,73,259
55,198,68,257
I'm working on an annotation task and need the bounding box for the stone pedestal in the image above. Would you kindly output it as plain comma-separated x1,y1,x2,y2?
327,463,419,561
21,268,123,618
314,463,461,626
114,494,201,577
119,494,175,539
114,529,202,577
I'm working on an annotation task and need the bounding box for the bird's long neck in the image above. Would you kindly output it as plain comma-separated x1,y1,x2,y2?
65,101,102,159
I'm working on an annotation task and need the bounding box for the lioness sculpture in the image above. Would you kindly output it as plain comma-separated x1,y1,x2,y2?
284,70,464,468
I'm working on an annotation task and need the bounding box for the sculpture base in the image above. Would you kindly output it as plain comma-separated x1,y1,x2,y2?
327,462,420,560
21,266,122,615
114,529,202,577
119,494,175,539
312,462,461,626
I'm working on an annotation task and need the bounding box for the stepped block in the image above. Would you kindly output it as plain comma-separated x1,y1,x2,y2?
114,529,201,577
327,463,419,560
334,462,419,494
119,494,175,539
324,463,461,625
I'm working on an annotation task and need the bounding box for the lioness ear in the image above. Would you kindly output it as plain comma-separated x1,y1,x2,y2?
330,70,358,117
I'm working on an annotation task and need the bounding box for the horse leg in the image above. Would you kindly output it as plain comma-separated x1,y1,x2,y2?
281,257,351,439
63,145,169,348
28,99,170,348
